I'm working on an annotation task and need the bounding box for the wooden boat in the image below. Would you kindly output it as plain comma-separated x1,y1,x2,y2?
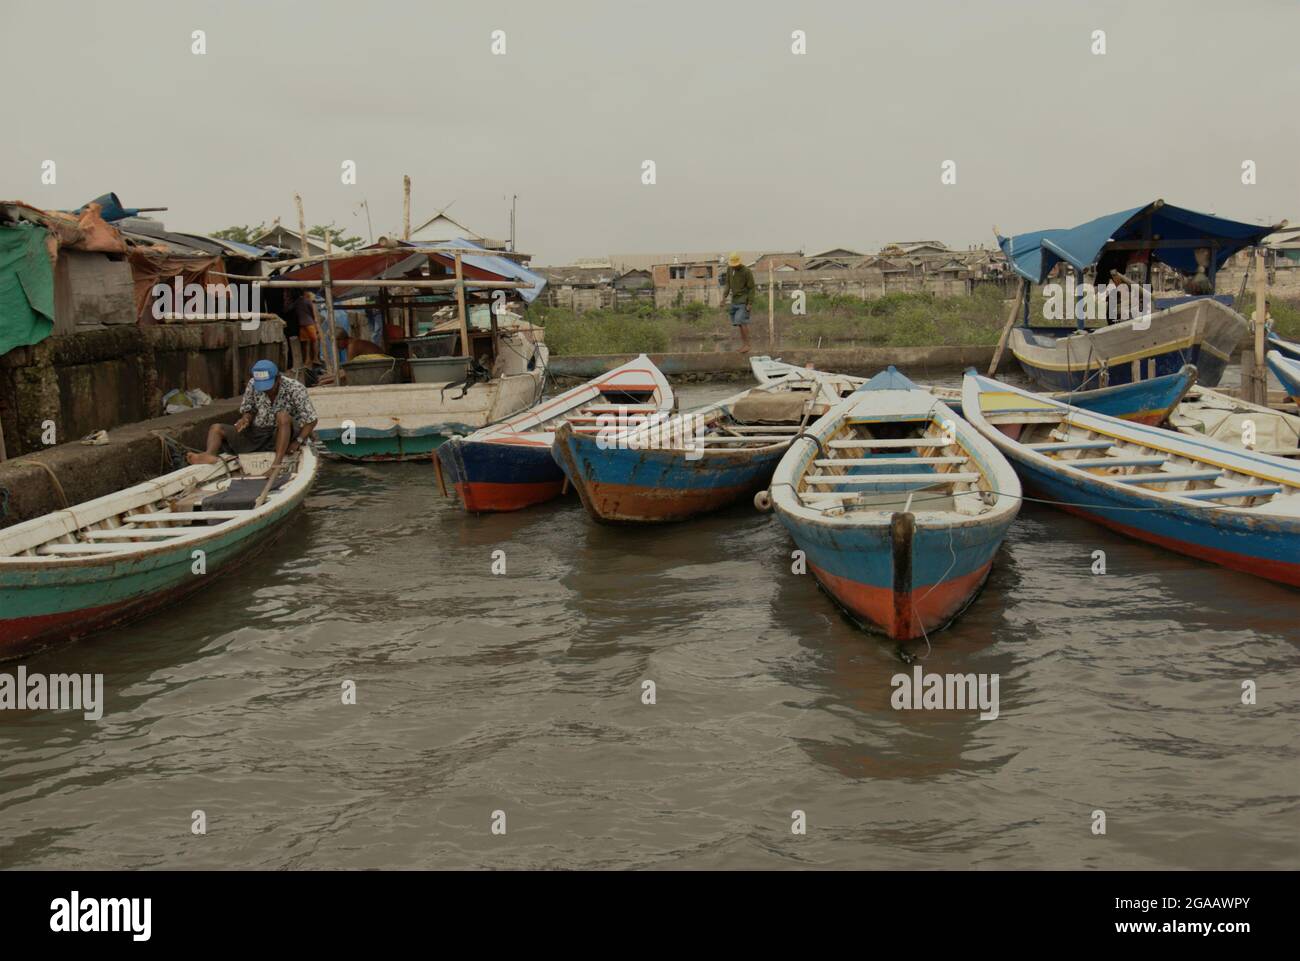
436,355,674,513
962,372,1300,588
1169,384,1300,459
750,356,1196,426
1267,328,1300,363
0,449,318,656
764,368,1021,641
1008,298,1245,391
310,330,548,461
1266,350,1300,406
551,369,853,523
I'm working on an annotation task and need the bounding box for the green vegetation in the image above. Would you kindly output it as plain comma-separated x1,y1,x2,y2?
528,288,1015,355
1239,295,1300,340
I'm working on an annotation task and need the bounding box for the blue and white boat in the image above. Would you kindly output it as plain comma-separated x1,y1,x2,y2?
765,368,1021,641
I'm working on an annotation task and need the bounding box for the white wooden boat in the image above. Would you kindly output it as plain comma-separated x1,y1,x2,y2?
0,448,318,655
1169,384,1300,459
764,367,1021,640
312,330,548,461
963,372,1300,588
436,354,674,512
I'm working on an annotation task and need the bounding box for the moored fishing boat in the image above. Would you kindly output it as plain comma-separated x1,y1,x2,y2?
552,369,852,523
436,354,673,512
311,331,548,461
750,356,1195,425
995,200,1273,390
763,368,1021,641
1267,327,1300,363
1169,384,1300,458
0,448,318,656
1266,350,1300,406
963,372,1300,587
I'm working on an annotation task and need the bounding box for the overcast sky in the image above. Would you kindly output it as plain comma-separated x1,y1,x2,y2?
4,0,1298,264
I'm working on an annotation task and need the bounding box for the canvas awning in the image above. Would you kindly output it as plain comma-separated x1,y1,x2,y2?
997,201,1276,283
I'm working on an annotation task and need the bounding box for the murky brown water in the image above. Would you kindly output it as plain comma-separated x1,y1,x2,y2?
1,382,1297,869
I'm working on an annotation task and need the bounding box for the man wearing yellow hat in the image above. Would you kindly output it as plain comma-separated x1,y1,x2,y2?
721,252,756,352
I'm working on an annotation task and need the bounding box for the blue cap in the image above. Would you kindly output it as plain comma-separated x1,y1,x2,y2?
251,359,279,392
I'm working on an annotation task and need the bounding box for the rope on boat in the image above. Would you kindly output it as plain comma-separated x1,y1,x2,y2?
30,460,69,509
795,485,1273,516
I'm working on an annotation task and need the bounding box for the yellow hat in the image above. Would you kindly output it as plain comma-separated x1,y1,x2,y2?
728,252,742,266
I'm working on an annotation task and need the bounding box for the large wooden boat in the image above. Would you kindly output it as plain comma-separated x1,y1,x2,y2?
1169,384,1300,458
311,331,547,462
962,372,1300,588
552,369,852,523
1007,298,1245,391
765,368,1021,641
749,356,1196,426
437,355,673,513
1266,350,1300,406
0,449,318,656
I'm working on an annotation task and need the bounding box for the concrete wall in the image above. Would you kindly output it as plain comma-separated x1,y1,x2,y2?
0,321,287,458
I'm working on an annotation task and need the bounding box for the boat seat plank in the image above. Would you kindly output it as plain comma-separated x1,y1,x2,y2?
726,425,802,433
692,436,799,444
1068,456,1168,469
1179,485,1284,501
126,511,249,522
829,438,949,449
1117,470,1225,485
814,456,967,468
1027,440,1115,452
805,472,982,487
83,528,195,540
37,542,146,555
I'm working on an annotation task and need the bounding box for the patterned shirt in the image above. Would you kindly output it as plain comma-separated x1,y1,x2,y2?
240,374,317,430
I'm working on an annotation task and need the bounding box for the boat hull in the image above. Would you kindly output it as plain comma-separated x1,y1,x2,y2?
0,502,303,658
553,429,785,523
776,509,1013,640
1267,351,1300,404
436,438,567,513
1010,299,1245,391
1008,454,1300,588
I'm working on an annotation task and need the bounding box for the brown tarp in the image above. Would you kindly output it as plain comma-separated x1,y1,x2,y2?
128,249,225,322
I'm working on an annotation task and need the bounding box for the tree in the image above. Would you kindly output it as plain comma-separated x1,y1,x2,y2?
308,223,363,251
209,223,267,245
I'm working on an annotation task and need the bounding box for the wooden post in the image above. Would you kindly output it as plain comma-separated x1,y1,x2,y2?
988,278,1027,376
454,252,470,357
322,230,341,384
294,194,309,258
229,321,241,397
402,175,411,240
0,414,8,462
1253,246,1268,405
767,264,775,349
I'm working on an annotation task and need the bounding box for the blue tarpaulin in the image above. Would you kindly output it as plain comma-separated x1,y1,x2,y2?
997,201,1274,283
422,238,547,303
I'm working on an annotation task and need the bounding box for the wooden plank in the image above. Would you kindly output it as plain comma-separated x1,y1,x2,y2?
805,472,982,486
126,511,248,522
815,456,967,468
454,253,470,358
1180,485,1283,501
37,542,144,555
829,438,949,449
1068,456,1167,468
690,435,799,444
1117,470,1224,485
1027,440,1114,452
83,528,194,540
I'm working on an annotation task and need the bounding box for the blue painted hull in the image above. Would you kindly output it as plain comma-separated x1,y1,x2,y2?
1017,342,1226,392
437,438,566,512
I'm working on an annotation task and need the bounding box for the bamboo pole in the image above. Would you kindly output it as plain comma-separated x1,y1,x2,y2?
294,194,308,258
454,252,470,357
322,230,341,384
988,277,1027,376
1253,246,1268,405
0,414,8,462
402,176,411,240
210,271,531,290
767,264,775,348
253,246,514,272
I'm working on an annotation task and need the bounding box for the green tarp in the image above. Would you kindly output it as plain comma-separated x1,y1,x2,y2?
0,223,55,356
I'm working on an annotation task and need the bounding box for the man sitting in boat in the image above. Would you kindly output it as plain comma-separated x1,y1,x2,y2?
186,360,318,473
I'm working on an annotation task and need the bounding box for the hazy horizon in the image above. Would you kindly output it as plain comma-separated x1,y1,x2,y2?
4,0,1297,264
